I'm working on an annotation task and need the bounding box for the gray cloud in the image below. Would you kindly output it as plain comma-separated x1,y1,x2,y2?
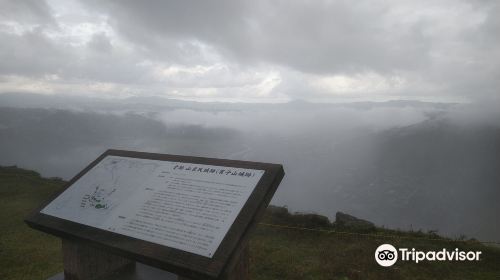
84,0,432,75
0,0,499,102
0,29,68,76
87,32,113,53
0,0,54,25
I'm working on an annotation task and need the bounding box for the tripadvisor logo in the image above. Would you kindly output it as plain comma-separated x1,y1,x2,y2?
375,244,482,267
375,244,398,267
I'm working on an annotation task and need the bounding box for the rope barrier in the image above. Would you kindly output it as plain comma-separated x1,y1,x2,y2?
258,223,500,246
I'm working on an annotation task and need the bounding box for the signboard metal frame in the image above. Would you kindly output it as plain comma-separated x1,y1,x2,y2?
25,149,285,280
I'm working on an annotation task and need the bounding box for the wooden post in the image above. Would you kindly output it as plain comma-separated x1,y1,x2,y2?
61,239,134,280
178,244,249,280
221,244,249,280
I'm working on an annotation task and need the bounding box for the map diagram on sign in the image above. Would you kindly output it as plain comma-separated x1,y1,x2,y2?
40,155,264,258
80,185,117,210
43,156,163,226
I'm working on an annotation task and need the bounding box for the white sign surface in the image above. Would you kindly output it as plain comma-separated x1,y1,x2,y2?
41,156,264,258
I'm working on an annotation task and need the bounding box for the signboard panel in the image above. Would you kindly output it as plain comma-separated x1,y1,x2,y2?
41,155,264,258
26,150,284,279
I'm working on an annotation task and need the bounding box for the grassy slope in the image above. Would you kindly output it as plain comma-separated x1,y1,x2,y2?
252,210,500,280
0,166,499,280
0,166,63,280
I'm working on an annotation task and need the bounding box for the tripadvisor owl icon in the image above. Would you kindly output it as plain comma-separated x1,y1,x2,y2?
375,244,398,267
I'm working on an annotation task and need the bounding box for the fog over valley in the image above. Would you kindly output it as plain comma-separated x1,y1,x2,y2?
1,93,499,242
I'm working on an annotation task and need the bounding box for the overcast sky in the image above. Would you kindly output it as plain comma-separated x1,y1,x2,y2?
0,0,499,103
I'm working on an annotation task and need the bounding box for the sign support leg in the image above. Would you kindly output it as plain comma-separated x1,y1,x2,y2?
222,244,249,280
178,244,249,280
61,239,134,280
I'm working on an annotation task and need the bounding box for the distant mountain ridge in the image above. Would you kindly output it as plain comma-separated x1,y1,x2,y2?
0,92,457,113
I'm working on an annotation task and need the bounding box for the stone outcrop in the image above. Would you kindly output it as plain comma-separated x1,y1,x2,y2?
334,212,375,231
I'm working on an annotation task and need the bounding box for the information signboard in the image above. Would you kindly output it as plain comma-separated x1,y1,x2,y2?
26,150,284,279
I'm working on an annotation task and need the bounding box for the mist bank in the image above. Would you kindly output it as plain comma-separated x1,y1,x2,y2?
0,94,499,242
